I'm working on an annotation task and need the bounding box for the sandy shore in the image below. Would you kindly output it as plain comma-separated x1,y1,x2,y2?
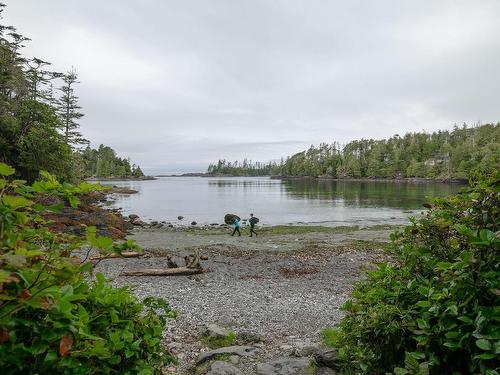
95,225,397,374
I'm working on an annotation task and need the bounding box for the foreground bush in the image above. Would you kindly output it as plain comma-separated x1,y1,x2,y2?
0,163,175,374
324,176,499,374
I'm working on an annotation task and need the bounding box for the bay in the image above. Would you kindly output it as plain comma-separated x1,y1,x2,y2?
100,177,462,227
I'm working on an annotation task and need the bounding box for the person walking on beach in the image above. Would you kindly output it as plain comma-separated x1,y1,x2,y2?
231,217,242,236
249,213,259,237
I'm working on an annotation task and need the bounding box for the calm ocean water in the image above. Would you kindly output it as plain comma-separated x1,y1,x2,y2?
100,177,462,227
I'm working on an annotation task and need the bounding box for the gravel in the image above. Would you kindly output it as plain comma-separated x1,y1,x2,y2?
94,227,391,374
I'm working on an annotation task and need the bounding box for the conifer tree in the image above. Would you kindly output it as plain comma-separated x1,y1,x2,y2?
58,69,87,147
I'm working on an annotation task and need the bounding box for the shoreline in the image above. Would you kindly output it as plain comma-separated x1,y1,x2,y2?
85,176,157,181
270,175,468,184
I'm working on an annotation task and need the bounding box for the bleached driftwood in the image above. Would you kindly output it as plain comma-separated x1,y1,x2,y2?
120,267,203,277
90,251,143,261
120,249,203,277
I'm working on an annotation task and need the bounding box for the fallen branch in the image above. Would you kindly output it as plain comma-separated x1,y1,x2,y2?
120,267,203,277
90,251,143,261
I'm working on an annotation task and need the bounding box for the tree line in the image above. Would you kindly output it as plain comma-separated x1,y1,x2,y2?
80,145,144,179
0,4,144,182
207,123,499,180
207,159,280,176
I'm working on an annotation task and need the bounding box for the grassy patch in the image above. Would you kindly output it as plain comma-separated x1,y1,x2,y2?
202,331,237,349
190,224,401,236
258,225,360,235
321,327,338,348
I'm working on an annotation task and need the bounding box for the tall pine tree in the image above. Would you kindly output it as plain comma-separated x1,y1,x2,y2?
58,69,87,147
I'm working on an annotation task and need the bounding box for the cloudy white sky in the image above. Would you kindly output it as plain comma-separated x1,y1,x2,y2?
4,1,500,173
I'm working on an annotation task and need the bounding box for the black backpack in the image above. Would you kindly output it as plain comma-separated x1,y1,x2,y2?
249,217,259,225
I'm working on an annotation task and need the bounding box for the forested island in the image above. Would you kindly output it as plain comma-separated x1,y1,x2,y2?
207,160,280,176
207,123,499,180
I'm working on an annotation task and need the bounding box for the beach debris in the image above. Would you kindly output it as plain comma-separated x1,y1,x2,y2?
90,251,144,261
120,249,203,277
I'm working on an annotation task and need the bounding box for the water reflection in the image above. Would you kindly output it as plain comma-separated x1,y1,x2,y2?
282,180,461,209
100,177,462,226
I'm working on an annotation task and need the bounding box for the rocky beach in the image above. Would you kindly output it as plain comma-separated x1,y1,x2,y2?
93,217,397,374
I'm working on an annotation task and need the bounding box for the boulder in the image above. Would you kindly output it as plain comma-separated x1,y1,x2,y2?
191,221,197,226
313,349,338,369
238,330,264,344
196,346,258,365
205,323,230,339
177,215,184,220
292,340,319,357
131,218,147,226
224,214,240,225
206,361,243,375
256,358,311,375
128,214,139,220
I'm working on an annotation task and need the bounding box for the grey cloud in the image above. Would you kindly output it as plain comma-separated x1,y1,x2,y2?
4,0,500,172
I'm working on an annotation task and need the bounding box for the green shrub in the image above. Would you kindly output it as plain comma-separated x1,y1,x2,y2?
324,175,499,374
0,163,175,374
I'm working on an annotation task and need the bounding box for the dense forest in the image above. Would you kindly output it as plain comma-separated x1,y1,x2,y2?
80,145,144,178
0,4,144,182
208,124,499,180
207,159,280,176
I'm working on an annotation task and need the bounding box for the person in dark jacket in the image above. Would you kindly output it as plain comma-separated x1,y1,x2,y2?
231,217,242,236
248,213,259,237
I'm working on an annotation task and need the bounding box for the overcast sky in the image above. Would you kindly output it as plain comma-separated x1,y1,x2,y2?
4,1,500,173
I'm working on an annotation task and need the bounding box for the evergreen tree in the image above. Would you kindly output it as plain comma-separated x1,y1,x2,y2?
58,69,87,147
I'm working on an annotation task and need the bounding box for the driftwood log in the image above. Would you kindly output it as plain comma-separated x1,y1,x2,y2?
90,251,144,261
120,249,203,277
120,267,202,277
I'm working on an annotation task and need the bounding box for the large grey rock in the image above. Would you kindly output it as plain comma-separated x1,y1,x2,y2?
256,358,311,375
205,323,231,339
238,330,264,344
197,346,259,365
292,340,319,357
131,218,147,226
313,349,338,368
206,361,243,375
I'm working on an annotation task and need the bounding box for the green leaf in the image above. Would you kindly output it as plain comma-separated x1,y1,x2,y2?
416,300,431,308
0,163,15,176
68,195,80,208
0,270,13,283
2,195,33,209
474,353,497,360
476,339,492,351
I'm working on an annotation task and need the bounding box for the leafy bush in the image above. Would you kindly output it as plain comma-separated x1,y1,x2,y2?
324,176,499,374
0,163,175,374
